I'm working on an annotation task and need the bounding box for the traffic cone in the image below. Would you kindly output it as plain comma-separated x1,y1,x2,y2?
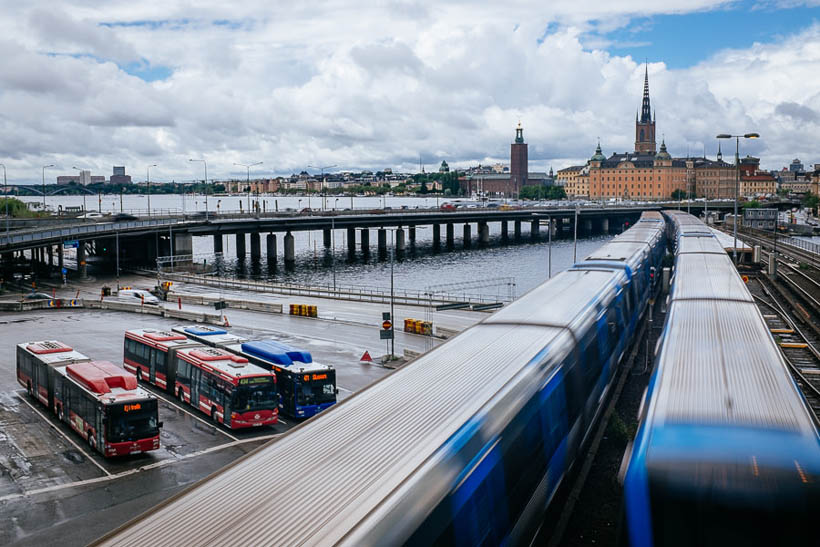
360,351,372,362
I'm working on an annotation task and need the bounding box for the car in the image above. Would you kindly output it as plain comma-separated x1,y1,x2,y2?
486,202,500,208
77,212,105,219
24,292,53,300
440,203,457,211
117,289,160,306
113,213,138,222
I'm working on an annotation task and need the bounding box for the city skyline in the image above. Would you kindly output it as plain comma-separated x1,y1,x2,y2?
0,1,818,183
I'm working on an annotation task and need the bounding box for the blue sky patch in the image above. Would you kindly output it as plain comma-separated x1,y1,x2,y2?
123,61,173,82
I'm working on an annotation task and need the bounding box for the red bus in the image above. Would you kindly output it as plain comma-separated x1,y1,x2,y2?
17,341,161,457
172,346,279,428
124,329,278,428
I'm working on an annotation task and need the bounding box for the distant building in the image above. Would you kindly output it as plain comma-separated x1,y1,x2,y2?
557,165,586,196
790,158,804,173
439,160,449,173
510,122,528,196
56,171,103,185
744,208,777,230
110,166,132,185
634,66,657,154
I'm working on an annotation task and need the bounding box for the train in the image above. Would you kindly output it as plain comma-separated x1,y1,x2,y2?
622,211,820,546
94,212,667,546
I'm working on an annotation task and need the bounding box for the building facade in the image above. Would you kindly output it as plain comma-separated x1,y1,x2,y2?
634,66,656,154
510,122,528,197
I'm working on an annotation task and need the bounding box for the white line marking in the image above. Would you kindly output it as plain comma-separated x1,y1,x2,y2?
17,394,111,477
0,434,279,503
278,418,288,425
336,385,352,393
149,389,239,442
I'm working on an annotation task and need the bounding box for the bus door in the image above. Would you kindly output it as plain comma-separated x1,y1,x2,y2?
188,363,202,412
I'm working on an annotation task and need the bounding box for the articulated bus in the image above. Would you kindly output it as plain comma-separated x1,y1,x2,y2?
172,325,337,418
123,329,278,428
17,341,161,457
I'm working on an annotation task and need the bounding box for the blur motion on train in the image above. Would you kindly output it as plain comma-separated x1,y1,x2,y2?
622,212,820,546
92,210,820,546
94,212,667,545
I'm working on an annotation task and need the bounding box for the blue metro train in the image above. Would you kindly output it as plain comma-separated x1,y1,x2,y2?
623,211,820,546
95,212,666,546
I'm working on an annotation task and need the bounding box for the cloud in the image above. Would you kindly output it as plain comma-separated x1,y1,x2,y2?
0,0,816,183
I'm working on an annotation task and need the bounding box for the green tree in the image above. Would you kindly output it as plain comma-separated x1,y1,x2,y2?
742,200,762,209
802,192,819,210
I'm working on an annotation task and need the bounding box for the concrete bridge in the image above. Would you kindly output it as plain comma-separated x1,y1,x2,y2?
0,202,736,279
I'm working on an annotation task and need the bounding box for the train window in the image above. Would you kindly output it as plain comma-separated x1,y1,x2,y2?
503,402,547,522
562,353,584,421
581,327,603,391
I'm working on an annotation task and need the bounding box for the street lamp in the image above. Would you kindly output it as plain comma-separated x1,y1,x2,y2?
308,164,337,211
716,132,760,263
42,164,54,211
147,164,157,216
189,158,208,219
234,161,263,214
0,163,7,237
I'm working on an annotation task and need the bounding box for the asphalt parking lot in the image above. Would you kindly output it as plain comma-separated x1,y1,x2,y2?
0,304,456,545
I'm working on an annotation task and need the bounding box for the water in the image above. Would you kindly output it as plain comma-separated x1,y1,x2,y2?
19,194,615,299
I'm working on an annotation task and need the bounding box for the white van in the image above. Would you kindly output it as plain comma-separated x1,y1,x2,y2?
117,289,160,306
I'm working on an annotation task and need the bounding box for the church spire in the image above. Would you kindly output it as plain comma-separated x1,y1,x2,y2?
640,63,651,123
717,141,723,161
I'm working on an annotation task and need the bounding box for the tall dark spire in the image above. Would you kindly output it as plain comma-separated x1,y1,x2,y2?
640,63,652,123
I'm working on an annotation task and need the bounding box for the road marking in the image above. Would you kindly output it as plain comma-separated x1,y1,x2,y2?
337,385,352,393
0,434,279,504
16,394,112,477
148,388,239,442
278,418,288,425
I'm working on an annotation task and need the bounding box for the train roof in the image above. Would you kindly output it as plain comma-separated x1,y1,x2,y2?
651,300,816,435
708,226,753,252
18,340,90,365
172,325,249,347
95,322,574,546
175,346,273,381
670,252,754,303
676,233,727,255
585,241,648,265
125,328,197,350
57,361,154,404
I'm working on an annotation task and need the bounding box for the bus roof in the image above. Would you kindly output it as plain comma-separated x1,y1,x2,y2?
60,361,153,403
239,340,334,374
126,328,196,350
18,340,90,366
172,325,249,347
176,346,274,382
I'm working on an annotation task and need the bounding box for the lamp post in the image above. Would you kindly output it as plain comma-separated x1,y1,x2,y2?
1,163,7,238
147,164,157,216
42,164,54,211
234,161,263,214
716,133,760,264
533,212,553,279
308,164,337,211
189,158,208,219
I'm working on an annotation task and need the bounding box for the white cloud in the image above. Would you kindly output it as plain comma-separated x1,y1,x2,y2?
0,0,816,183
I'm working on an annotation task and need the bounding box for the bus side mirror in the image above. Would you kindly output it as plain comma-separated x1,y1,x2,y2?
158,421,164,428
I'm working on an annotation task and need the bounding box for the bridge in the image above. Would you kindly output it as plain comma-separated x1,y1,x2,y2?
1,202,736,278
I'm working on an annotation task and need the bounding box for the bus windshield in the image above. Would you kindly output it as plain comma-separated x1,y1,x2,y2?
297,379,336,406
232,377,278,412
106,399,159,443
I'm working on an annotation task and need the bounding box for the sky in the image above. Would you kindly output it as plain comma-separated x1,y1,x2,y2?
0,0,819,184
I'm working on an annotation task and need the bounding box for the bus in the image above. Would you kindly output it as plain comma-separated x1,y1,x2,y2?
123,329,198,390
172,346,279,428
17,341,161,457
172,325,337,418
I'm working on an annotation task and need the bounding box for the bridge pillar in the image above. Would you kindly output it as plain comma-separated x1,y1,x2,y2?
531,219,540,240
323,229,332,248
584,219,593,234
250,232,261,259
478,222,489,245
463,223,472,248
47,245,53,269
360,229,370,255
378,228,387,258
213,234,223,254
514,220,521,241
77,242,87,279
446,223,454,249
501,221,508,241
284,232,295,264
408,226,416,244
266,234,277,266
57,243,64,274
396,228,406,253
601,218,609,234
432,224,441,250
236,233,246,259
347,227,356,256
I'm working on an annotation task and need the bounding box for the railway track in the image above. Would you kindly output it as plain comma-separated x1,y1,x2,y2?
750,276,820,422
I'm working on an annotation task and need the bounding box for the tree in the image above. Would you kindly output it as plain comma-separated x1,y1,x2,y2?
802,192,819,210
742,200,762,209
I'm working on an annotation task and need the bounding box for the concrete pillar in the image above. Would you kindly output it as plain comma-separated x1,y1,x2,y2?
432,224,441,250
284,232,295,264
323,229,331,248
396,228,406,252
77,243,87,279
57,243,64,274
601,218,609,234
463,223,472,248
479,222,489,245
514,220,522,241
347,227,356,256
360,229,370,255
501,221,508,240
266,234,277,266
236,233,246,258
531,219,540,239
446,223,454,249
213,234,223,254
47,245,53,268
408,226,416,244
250,232,261,259
377,228,387,256
584,219,593,234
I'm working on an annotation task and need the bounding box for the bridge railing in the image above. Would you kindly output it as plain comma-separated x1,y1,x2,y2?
0,217,187,247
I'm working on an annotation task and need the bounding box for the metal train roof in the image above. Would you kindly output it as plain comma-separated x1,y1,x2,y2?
653,300,815,433
676,234,727,255
670,253,754,303
708,226,752,252
18,340,90,366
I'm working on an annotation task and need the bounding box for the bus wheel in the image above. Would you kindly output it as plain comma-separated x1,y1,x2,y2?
177,388,184,403
135,368,142,382
87,432,96,451
211,407,219,424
